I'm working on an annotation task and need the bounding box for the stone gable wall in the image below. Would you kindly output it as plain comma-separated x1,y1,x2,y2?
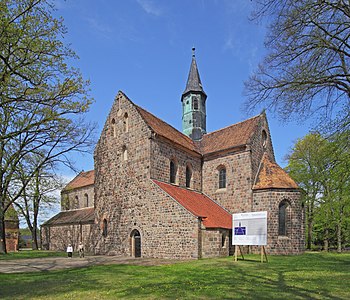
248,114,275,183
94,92,152,254
93,92,200,259
150,138,202,191
252,189,304,254
202,150,253,213
61,185,94,210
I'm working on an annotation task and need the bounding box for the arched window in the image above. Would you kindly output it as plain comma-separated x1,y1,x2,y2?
102,219,108,237
262,130,267,149
111,118,116,137
221,233,226,247
122,145,128,161
84,194,89,207
74,196,79,209
123,112,129,132
279,200,290,236
186,164,192,188
170,160,177,184
218,167,226,189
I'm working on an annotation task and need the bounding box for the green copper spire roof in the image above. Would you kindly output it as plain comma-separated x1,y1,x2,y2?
182,48,206,97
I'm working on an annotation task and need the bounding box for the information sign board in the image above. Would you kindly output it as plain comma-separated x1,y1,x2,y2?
232,211,267,245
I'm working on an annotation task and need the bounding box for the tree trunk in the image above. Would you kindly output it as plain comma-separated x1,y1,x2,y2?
337,221,342,253
32,220,39,250
307,216,313,250
0,216,7,254
324,228,329,252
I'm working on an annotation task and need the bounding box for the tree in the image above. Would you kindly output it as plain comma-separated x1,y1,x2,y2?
245,0,350,134
0,0,95,253
285,133,328,249
11,154,64,250
286,132,350,251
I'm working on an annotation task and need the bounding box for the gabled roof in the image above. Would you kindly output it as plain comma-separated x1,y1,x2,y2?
153,180,232,229
182,51,206,97
64,170,95,191
253,153,299,190
199,115,260,155
135,105,200,153
42,207,95,226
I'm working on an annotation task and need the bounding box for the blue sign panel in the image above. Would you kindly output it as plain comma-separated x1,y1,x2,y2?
234,227,246,235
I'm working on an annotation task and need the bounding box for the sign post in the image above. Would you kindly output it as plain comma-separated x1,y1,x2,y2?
232,211,268,263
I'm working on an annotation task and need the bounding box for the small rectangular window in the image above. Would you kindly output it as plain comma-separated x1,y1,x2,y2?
192,97,199,110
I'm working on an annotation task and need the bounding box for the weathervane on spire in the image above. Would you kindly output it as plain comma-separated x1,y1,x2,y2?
192,47,195,57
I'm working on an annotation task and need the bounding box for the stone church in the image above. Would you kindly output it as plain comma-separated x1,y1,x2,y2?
41,51,304,258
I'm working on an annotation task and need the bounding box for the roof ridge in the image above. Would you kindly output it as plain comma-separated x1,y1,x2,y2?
204,114,261,137
134,104,199,152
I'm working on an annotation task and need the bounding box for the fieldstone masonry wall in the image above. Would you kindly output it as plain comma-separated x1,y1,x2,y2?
61,185,94,210
150,138,202,190
201,228,230,258
94,93,200,259
252,189,304,254
202,150,253,213
41,223,95,253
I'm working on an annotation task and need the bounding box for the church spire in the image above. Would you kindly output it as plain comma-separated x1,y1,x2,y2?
182,48,206,97
181,48,207,141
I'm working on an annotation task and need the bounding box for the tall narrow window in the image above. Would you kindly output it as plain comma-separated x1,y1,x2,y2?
74,196,79,209
279,200,290,236
262,130,267,149
219,167,226,189
122,145,128,161
186,164,192,188
170,160,177,184
111,118,116,137
102,219,108,237
123,113,129,132
84,194,89,207
193,97,199,110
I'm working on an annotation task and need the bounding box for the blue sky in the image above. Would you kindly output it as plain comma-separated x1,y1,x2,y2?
54,0,314,175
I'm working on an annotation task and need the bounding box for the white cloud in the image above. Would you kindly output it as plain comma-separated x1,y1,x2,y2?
137,0,163,16
85,17,113,35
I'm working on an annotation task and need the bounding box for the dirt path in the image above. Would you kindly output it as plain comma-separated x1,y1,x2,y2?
0,255,185,274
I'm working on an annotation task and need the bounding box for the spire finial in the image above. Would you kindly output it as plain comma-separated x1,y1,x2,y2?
192,47,195,57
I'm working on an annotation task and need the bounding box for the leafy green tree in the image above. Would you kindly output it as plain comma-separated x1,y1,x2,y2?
286,132,350,251
245,0,350,134
11,154,64,250
0,0,95,253
285,133,327,249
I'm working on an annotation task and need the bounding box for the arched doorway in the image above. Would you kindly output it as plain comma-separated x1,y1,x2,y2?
131,229,141,258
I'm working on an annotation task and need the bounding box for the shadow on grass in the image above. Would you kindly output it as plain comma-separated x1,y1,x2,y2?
0,253,349,299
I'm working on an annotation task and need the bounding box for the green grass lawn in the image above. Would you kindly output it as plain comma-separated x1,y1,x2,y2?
0,252,349,299
0,250,66,260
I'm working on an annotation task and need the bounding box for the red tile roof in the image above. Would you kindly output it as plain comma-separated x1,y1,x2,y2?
135,105,199,153
199,115,260,155
64,170,95,191
135,102,261,155
42,208,95,226
153,180,232,229
253,154,299,190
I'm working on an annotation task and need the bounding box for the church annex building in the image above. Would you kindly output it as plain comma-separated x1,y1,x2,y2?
41,51,304,259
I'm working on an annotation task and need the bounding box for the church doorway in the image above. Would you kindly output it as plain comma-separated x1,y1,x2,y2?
131,229,141,257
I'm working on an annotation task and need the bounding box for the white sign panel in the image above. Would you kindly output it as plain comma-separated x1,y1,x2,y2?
232,211,267,246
